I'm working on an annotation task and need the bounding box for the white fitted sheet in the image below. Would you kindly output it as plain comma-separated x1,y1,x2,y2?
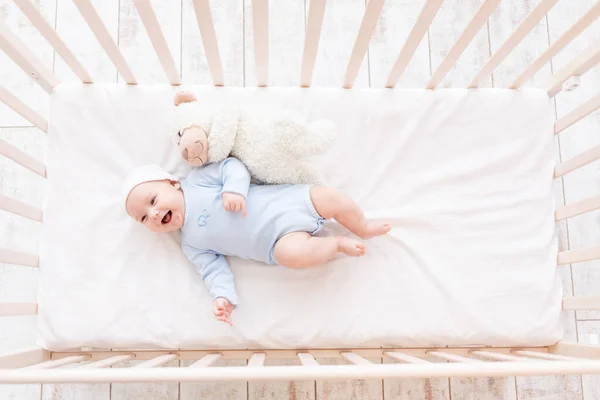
39,83,562,351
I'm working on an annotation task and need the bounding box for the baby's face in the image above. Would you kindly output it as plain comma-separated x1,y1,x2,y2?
126,180,185,233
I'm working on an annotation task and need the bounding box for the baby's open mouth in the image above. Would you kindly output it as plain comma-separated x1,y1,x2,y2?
162,210,172,224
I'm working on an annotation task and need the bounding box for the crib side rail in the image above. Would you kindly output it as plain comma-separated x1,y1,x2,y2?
0,346,599,383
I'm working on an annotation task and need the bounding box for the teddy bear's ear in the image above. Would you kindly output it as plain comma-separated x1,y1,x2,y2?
174,91,197,106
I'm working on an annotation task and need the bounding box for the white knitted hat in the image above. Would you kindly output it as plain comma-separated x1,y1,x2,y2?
123,164,176,209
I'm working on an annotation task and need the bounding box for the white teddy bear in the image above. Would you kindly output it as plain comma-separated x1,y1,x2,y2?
169,91,337,185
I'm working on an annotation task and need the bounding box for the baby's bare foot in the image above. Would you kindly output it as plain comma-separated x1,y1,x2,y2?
360,220,392,240
336,237,365,257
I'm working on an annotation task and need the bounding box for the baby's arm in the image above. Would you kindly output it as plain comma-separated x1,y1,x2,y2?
183,245,238,325
219,158,251,216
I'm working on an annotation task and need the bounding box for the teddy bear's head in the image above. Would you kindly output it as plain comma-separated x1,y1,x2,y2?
170,91,237,167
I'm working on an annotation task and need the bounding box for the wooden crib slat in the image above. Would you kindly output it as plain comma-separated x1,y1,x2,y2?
22,355,89,370
0,22,59,93
555,93,600,134
555,195,600,221
248,353,266,367
252,0,269,87
385,0,443,88
558,244,600,265
300,0,326,87
192,0,224,86
470,351,532,362
0,302,37,317
554,144,600,177
0,139,46,178
426,0,502,89
510,1,600,89
133,354,178,368
0,249,39,268
385,352,431,364
0,348,50,369
562,296,600,310
0,85,48,132
427,351,482,363
0,195,43,222
72,0,136,84
343,0,385,89
544,41,600,97
297,352,319,366
79,355,134,369
550,342,600,359
511,350,581,361
13,0,93,83
341,352,373,365
188,353,222,368
468,0,558,88
132,0,181,85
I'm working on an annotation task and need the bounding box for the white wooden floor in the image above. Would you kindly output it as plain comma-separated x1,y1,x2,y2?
1,0,599,398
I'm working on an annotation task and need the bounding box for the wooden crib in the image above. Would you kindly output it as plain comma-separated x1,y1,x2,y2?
1,0,600,385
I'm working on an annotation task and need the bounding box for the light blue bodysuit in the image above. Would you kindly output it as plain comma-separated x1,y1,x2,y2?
180,158,324,306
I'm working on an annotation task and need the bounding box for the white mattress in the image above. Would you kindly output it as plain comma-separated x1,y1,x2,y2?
39,83,562,351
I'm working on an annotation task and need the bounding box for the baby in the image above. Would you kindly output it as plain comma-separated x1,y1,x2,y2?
124,158,390,325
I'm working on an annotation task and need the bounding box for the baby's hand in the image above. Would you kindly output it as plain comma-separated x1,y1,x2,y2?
222,193,246,217
213,297,235,326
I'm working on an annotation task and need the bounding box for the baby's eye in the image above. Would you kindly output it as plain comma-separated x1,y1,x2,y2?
151,196,156,205
141,215,147,223
178,131,183,137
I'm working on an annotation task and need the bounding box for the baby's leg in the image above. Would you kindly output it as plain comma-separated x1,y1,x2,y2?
310,186,391,239
273,232,364,269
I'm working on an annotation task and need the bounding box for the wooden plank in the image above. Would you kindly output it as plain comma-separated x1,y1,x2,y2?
247,353,266,367
192,0,224,86
0,21,59,93
297,352,319,366
427,351,481,363
558,245,600,265
554,144,600,177
181,358,246,400
309,0,369,88
249,357,314,400
130,0,181,85
0,138,46,178
576,321,600,399
426,0,501,89
556,195,600,220
72,0,136,84
300,0,326,87
317,357,383,400
251,0,269,87
13,0,93,83
188,353,222,368
111,359,179,400
133,354,178,368
544,40,600,97
563,296,600,310
0,195,43,222
0,348,49,368
79,355,134,369
385,351,431,364
183,0,243,86
555,93,600,134
384,0,442,88
510,1,600,88
551,341,600,359
343,0,384,88
468,0,558,88
340,352,373,365
0,302,37,317
23,356,88,370
0,85,48,131
0,0,55,127
0,249,39,268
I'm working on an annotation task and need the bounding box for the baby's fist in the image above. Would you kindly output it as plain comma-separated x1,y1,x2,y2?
213,297,234,326
222,193,246,217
